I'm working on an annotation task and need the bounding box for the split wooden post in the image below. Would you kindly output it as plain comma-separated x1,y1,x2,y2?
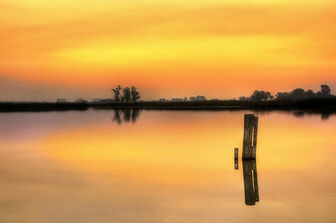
242,114,258,159
234,148,239,159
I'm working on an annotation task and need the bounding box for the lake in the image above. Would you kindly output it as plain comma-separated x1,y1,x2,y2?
0,109,336,223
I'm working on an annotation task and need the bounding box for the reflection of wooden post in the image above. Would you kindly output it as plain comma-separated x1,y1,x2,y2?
243,160,259,205
243,160,255,205
242,114,258,159
252,160,259,201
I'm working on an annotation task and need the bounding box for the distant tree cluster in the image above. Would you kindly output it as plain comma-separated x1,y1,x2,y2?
161,95,207,102
276,84,332,101
240,84,333,101
189,95,206,101
250,90,273,101
111,85,141,102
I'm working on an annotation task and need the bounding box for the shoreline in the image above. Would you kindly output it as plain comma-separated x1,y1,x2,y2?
1,99,336,113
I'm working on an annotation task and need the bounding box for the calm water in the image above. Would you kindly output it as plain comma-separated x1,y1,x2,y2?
1,110,336,223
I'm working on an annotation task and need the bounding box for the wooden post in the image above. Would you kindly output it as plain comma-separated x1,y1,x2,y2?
242,114,258,159
234,148,239,159
252,116,258,159
234,148,239,170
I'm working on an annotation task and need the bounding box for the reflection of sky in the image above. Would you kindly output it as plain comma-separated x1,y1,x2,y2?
1,110,336,223
0,110,114,141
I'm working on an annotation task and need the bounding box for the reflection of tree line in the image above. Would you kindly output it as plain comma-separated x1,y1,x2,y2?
112,109,141,124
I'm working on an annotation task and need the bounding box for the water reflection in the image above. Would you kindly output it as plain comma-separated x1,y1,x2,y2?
321,113,330,120
1,110,336,222
234,158,239,170
108,109,334,125
253,110,335,120
112,109,141,124
243,159,259,206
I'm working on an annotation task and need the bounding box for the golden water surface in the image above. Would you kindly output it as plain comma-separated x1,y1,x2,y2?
0,110,335,223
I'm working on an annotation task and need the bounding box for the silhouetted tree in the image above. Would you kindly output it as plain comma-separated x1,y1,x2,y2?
273,85,333,101
306,89,316,98
266,92,273,100
250,90,273,101
239,96,250,101
111,85,122,102
123,87,131,103
291,88,306,99
320,84,331,96
276,92,290,100
131,86,141,102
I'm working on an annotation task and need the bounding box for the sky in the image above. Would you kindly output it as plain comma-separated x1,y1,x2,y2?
0,0,335,101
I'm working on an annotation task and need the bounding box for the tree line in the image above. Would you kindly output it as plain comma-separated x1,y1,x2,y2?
240,84,333,101
111,85,141,102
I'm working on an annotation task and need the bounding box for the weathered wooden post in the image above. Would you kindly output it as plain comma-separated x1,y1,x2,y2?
252,116,258,159
234,148,239,159
234,148,239,169
242,114,258,159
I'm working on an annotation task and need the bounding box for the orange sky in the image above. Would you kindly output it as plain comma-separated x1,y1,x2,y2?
0,0,335,100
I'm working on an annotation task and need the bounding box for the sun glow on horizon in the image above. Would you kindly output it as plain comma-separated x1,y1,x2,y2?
0,0,335,100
